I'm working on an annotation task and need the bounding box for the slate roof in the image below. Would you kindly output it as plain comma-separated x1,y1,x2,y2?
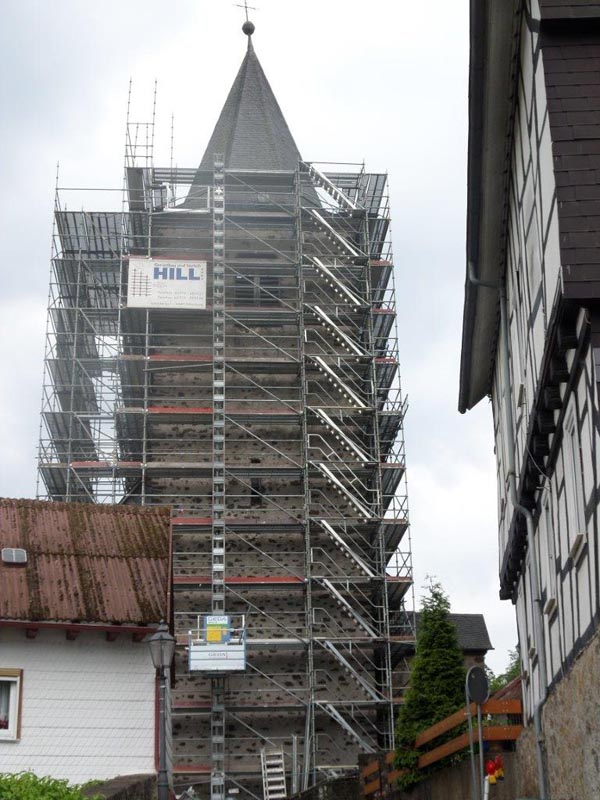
414,612,493,652
0,498,169,627
198,37,301,172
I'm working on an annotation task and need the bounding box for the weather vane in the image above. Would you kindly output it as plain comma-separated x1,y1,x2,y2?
234,1,258,22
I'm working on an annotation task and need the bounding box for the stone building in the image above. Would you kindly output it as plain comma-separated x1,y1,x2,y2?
37,21,414,800
460,1,600,797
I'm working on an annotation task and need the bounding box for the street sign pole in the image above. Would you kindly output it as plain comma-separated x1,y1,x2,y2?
465,666,490,800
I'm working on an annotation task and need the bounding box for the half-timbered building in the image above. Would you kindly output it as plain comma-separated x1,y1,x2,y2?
460,2,600,797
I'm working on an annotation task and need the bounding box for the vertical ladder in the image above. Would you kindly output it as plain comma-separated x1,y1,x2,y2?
261,748,287,800
211,153,226,800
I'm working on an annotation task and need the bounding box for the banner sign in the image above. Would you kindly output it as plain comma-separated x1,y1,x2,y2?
204,615,231,644
127,257,207,309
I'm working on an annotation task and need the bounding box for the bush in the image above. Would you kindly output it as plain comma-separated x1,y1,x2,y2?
486,647,521,694
0,772,102,800
394,581,467,789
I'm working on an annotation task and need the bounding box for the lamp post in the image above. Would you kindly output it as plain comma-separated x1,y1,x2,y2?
149,620,175,800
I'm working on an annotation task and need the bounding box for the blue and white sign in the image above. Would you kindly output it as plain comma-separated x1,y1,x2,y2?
127,257,207,309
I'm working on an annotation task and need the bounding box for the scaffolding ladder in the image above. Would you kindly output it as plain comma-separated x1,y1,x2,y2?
261,748,287,800
211,153,226,800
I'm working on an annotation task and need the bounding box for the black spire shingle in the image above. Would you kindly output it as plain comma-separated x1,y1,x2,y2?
199,37,301,171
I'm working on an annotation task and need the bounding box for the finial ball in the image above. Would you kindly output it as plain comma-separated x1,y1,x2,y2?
242,20,255,36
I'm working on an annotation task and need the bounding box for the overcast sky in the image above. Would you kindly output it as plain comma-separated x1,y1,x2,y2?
0,0,516,673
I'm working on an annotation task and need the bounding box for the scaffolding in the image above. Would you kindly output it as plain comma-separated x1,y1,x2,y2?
37,110,415,799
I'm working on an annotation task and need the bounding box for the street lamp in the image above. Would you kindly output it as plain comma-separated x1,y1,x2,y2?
149,620,175,800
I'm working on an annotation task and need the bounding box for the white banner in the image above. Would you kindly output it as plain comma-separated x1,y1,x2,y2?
127,258,207,309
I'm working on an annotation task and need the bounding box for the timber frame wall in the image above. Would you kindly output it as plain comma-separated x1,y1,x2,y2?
487,0,600,719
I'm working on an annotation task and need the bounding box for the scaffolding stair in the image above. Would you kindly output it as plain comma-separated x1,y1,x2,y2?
319,578,378,638
317,519,374,577
322,640,380,701
315,702,376,754
306,208,365,261
312,461,372,519
309,356,367,409
309,305,367,357
307,255,365,307
313,409,371,464
304,162,359,212
260,748,287,800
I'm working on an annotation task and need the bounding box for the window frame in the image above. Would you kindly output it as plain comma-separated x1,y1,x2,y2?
563,406,586,549
0,668,23,741
542,494,558,617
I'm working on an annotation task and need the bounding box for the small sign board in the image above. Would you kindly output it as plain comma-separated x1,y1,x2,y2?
188,614,246,673
127,257,207,309
466,665,489,705
205,615,231,644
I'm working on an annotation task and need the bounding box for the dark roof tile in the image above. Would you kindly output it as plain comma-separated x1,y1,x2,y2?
414,612,493,652
198,40,301,172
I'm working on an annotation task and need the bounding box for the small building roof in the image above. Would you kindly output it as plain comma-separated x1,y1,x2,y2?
0,498,169,628
415,612,493,653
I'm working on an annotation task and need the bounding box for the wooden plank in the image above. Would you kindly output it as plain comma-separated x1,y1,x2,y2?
415,706,470,747
387,769,404,784
415,699,522,747
418,731,471,768
362,777,380,797
360,760,380,779
483,725,522,741
417,725,523,769
385,750,395,764
482,698,522,715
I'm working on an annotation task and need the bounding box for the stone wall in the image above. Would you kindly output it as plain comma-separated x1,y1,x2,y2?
400,756,517,800
304,756,519,800
517,628,600,800
82,774,155,800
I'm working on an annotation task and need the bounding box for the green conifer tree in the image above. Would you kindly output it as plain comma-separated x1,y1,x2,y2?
394,581,466,789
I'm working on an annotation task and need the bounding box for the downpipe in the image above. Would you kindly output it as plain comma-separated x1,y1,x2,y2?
499,286,549,800
467,264,549,799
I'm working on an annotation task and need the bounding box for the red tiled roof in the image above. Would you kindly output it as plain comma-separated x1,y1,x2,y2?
0,498,169,626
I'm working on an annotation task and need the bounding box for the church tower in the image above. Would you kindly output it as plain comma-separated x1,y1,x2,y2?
38,21,413,799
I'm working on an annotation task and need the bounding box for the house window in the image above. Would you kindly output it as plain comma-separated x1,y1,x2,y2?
234,275,255,306
0,669,23,741
250,477,264,507
258,275,280,306
234,275,280,306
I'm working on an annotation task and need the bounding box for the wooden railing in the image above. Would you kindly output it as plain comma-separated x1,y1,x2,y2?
360,698,522,798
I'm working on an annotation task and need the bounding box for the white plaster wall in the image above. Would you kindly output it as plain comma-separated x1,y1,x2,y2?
0,627,155,783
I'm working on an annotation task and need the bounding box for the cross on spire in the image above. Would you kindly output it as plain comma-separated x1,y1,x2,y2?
234,1,257,22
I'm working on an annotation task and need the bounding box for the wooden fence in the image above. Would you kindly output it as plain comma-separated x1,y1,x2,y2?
360,698,522,798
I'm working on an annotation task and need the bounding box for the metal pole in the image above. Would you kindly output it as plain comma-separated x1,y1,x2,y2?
292,735,298,796
465,675,478,800
157,667,169,800
477,704,485,800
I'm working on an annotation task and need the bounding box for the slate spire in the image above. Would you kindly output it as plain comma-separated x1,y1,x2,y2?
198,23,302,171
